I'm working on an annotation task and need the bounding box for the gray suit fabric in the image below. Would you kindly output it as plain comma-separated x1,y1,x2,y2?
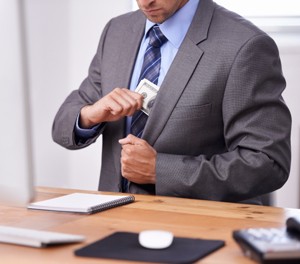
52,0,291,205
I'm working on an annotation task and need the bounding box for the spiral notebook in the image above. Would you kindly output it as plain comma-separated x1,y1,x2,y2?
27,193,135,214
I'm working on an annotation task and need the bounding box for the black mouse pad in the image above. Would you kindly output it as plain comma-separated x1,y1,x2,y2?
74,231,225,263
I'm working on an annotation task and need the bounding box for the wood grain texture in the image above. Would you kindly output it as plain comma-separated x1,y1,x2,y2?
0,187,299,264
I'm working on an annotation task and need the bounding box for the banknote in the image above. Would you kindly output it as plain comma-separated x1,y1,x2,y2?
135,79,159,116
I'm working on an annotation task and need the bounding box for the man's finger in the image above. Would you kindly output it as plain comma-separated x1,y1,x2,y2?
119,134,143,146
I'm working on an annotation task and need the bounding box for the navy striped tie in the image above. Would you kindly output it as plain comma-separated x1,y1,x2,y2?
130,25,167,138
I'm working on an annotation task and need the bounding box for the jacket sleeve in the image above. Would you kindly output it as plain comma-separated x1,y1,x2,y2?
51,21,112,150
155,34,291,203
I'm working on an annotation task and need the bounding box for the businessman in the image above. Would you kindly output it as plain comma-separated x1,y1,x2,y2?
52,0,291,205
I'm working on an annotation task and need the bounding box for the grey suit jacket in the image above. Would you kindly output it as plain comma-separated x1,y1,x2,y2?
52,0,291,205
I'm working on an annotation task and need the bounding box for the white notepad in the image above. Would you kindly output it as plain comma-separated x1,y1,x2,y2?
27,193,135,214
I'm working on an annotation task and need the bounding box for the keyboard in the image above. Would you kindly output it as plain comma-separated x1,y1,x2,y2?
0,225,85,248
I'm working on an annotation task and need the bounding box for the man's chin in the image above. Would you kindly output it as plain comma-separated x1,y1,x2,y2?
143,15,158,23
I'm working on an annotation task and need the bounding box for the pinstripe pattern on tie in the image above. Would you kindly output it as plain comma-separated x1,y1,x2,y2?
130,25,167,138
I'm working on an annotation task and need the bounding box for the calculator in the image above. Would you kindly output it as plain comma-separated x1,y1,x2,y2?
233,216,300,264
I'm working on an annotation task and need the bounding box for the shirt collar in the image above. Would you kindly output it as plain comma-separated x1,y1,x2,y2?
144,0,200,49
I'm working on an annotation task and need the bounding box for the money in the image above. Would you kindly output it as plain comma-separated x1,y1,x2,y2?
135,79,159,116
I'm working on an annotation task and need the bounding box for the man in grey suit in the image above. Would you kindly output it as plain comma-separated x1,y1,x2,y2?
52,0,291,205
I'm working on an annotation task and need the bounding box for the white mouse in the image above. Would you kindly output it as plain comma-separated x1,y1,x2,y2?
138,230,174,249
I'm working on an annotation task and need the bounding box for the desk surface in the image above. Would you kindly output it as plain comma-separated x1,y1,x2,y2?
0,187,300,264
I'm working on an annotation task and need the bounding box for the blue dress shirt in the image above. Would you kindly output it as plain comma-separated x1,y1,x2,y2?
76,0,200,138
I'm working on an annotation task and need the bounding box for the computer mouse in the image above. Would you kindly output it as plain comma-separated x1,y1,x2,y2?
138,230,174,249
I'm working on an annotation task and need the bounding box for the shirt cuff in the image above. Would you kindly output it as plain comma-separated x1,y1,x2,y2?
74,114,101,139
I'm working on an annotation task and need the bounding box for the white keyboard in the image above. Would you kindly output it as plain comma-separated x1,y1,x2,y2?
0,225,85,248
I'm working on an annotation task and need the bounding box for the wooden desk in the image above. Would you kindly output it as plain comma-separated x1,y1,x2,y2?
0,187,300,264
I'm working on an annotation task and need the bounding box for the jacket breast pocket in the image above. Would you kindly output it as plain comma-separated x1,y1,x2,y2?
169,103,212,120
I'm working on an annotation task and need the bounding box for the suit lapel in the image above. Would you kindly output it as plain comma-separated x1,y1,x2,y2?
142,0,215,145
110,12,146,177
118,12,146,87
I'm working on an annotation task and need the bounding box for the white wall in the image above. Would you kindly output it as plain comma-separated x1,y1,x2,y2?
271,33,300,208
24,0,132,190
15,1,300,208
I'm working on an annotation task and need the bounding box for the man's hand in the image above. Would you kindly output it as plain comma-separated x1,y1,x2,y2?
119,134,156,184
80,88,143,128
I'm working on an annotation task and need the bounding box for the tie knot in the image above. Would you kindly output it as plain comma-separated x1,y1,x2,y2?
148,25,167,48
